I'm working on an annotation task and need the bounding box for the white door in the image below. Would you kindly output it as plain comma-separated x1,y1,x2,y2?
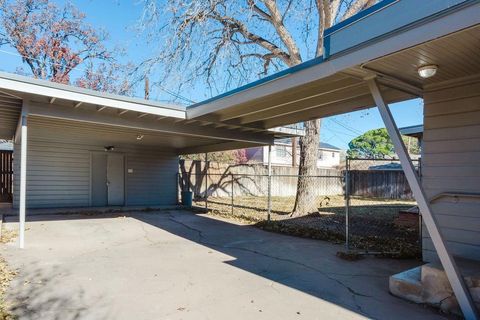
107,154,125,206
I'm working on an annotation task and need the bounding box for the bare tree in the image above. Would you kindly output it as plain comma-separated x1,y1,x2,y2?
0,0,111,84
139,0,375,216
75,61,135,95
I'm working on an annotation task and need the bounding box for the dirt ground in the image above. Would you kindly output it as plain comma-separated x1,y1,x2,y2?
196,195,420,257
0,227,17,319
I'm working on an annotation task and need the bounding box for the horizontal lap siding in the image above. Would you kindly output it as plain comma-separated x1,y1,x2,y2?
125,150,177,206
422,78,480,262
13,140,91,208
13,118,178,208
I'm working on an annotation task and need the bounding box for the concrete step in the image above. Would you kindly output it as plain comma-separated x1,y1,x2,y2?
421,260,480,314
390,259,480,315
389,266,423,304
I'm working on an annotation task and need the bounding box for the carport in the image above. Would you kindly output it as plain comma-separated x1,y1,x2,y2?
187,0,480,318
0,72,297,250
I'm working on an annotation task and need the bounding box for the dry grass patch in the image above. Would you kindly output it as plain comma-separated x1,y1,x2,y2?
0,257,16,320
0,226,17,320
0,229,17,245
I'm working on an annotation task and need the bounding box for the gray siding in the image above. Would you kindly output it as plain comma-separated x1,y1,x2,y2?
422,78,480,262
13,117,178,209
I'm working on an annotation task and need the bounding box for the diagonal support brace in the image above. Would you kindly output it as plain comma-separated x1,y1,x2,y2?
366,77,478,320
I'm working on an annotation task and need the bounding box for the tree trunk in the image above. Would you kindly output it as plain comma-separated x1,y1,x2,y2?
292,119,321,216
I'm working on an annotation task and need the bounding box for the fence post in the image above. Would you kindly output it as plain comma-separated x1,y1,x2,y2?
345,157,350,251
231,173,234,215
205,153,208,211
176,172,180,205
267,145,272,221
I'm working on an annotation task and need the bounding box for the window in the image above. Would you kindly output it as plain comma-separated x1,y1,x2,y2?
332,152,335,158
276,146,287,158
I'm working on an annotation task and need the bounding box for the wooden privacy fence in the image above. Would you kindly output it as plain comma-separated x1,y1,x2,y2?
347,169,414,199
179,160,417,200
0,150,13,202
179,160,343,198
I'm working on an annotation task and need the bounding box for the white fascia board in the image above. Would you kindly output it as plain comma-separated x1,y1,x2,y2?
187,2,480,119
0,76,186,119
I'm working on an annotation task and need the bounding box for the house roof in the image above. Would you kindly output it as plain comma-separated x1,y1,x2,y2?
0,141,12,151
319,142,341,151
186,0,480,129
399,124,424,138
274,138,341,151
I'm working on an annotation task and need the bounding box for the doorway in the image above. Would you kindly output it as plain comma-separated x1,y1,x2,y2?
91,153,125,206
0,150,13,203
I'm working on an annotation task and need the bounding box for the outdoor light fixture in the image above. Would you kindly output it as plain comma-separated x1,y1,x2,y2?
417,65,438,78
136,134,144,141
104,146,115,151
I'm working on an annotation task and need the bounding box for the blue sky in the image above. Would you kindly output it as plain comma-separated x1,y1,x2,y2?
0,0,424,150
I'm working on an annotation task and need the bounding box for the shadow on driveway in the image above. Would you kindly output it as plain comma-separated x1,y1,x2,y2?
2,210,448,320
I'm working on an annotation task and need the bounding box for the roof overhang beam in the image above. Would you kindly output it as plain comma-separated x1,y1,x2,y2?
24,101,273,145
358,66,424,97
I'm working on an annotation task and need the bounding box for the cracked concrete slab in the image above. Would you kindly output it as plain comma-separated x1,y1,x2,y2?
2,210,450,320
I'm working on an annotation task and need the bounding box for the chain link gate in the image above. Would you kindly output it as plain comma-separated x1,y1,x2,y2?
345,157,422,257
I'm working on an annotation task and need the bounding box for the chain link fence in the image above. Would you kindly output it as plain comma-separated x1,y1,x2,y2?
178,158,421,257
345,158,421,256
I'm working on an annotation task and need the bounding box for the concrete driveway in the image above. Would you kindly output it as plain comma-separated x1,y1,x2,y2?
2,210,448,320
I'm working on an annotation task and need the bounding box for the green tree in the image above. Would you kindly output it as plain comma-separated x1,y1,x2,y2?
347,128,420,159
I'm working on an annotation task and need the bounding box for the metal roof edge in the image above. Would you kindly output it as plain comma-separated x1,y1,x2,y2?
187,56,324,110
323,0,398,37
0,71,186,112
399,124,424,135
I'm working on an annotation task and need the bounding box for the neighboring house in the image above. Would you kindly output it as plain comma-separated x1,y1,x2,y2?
0,141,13,151
246,140,341,168
400,124,424,152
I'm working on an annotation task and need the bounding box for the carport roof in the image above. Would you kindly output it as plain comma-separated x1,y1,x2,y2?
0,72,297,153
186,0,480,129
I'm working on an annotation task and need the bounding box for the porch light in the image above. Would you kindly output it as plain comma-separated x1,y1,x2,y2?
417,65,438,78
136,134,144,141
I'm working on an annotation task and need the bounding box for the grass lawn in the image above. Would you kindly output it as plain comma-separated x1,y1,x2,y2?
195,195,421,258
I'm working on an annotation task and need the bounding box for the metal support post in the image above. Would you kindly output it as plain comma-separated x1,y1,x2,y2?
231,173,234,215
19,115,27,249
176,172,180,205
205,153,208,211
345,157,350,251
367,77,478,320
267,145,272,221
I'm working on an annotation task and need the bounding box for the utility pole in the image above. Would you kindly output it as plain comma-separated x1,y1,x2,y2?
144,77,150,100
